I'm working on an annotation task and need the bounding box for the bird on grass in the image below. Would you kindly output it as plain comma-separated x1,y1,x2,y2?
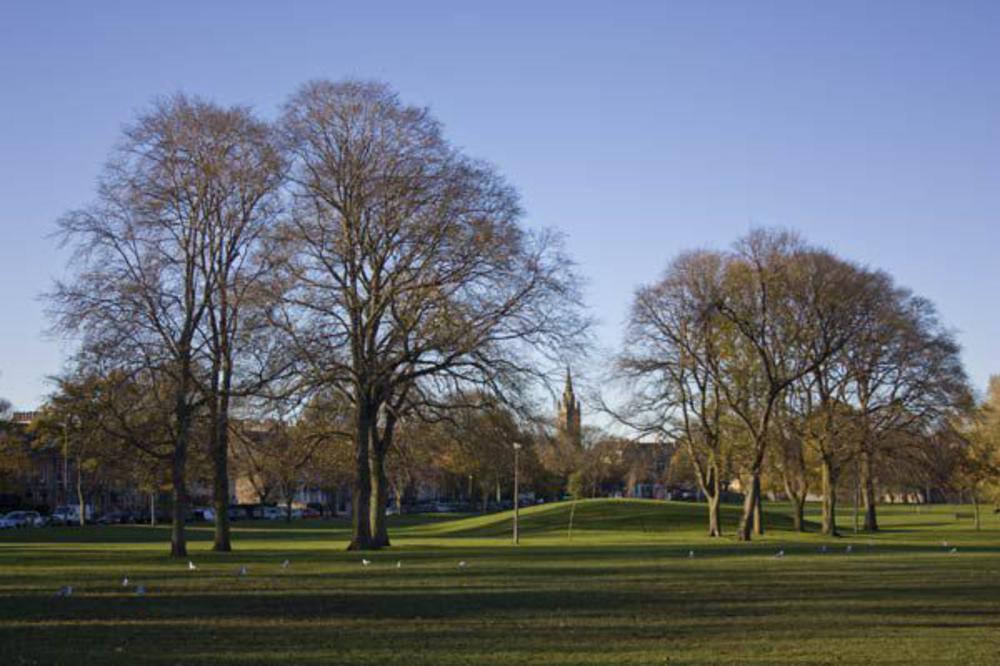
121,576,129,587
774,550,785,559
950,547,958,554
361,559,372,567
54,586,73,598
942,541,949,549
281,559,290,570
687,550,695,559
458,561,467,569
188,561,197,571
845,545,853,554
237,565,248,577
395,561,402,569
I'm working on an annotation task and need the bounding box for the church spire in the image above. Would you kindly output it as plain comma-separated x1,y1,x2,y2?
563,366,575,403
558,366,582,447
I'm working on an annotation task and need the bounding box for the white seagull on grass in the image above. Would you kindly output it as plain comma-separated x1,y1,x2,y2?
54,586,73,598
188,561,197,571
361,559,372,567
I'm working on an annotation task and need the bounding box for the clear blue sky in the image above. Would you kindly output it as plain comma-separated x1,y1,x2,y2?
1,1,998,410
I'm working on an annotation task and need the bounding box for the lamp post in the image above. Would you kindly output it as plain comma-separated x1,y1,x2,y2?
512,442,523,546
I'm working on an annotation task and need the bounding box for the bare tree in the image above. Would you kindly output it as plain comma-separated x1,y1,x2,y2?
191,105,286,551
714,232,867,540
846,278,970,531
615,250,731,536
49,96,260,557
274,80,586,550
770,396,812,532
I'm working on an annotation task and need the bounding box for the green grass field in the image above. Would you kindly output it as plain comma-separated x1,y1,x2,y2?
2,499,999,665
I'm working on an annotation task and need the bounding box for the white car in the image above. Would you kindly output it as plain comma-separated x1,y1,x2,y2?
0,514,17,529
2,511,43,528
262,506,284,521
51,505,92,525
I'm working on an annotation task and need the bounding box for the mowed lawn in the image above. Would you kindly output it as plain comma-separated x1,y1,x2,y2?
1,500,999,665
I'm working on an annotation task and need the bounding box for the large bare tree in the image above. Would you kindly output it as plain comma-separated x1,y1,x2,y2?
846,277,969,531
274,80,586,550
192,106,285,551
616,250,732,536
50,96,278,556
714,232,867,540
617,232,870,541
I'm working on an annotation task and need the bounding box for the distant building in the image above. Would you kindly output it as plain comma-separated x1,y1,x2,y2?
557,368,582,448
0,411,72,511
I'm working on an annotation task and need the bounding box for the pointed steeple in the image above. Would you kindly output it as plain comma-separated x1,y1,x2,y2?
563,366,575,404
558,366,582,447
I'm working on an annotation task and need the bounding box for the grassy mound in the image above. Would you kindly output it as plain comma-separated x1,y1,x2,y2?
405,498,806,539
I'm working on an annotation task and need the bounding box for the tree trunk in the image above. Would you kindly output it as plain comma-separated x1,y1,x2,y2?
737,471,760,541
753,475,764,536
791,494,806,532
821,457,839,537
369,410,395,549
347,401,373,551
369,452,390,548
972,492,981,531
210,392,233,551
170,438,189,558
76,458,86,527
286,495,294,523
782,474,807,532
150,492,156,527
860,448,879,532
707,493,722,537
695,462,723,537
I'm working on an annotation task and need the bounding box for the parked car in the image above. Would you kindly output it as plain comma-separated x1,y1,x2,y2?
187,507,216,523
51,505,92,525
135,508,171,524
262,506,284,521
301,507,322,519
3,511,44,528
96,510,138,525
29,511,49,527
0,514,17,529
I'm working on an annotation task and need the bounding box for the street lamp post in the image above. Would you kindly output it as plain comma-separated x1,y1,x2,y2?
512,442,522,546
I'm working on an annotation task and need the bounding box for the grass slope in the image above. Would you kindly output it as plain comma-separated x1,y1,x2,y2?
1,500,999,665
402,497,804,539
